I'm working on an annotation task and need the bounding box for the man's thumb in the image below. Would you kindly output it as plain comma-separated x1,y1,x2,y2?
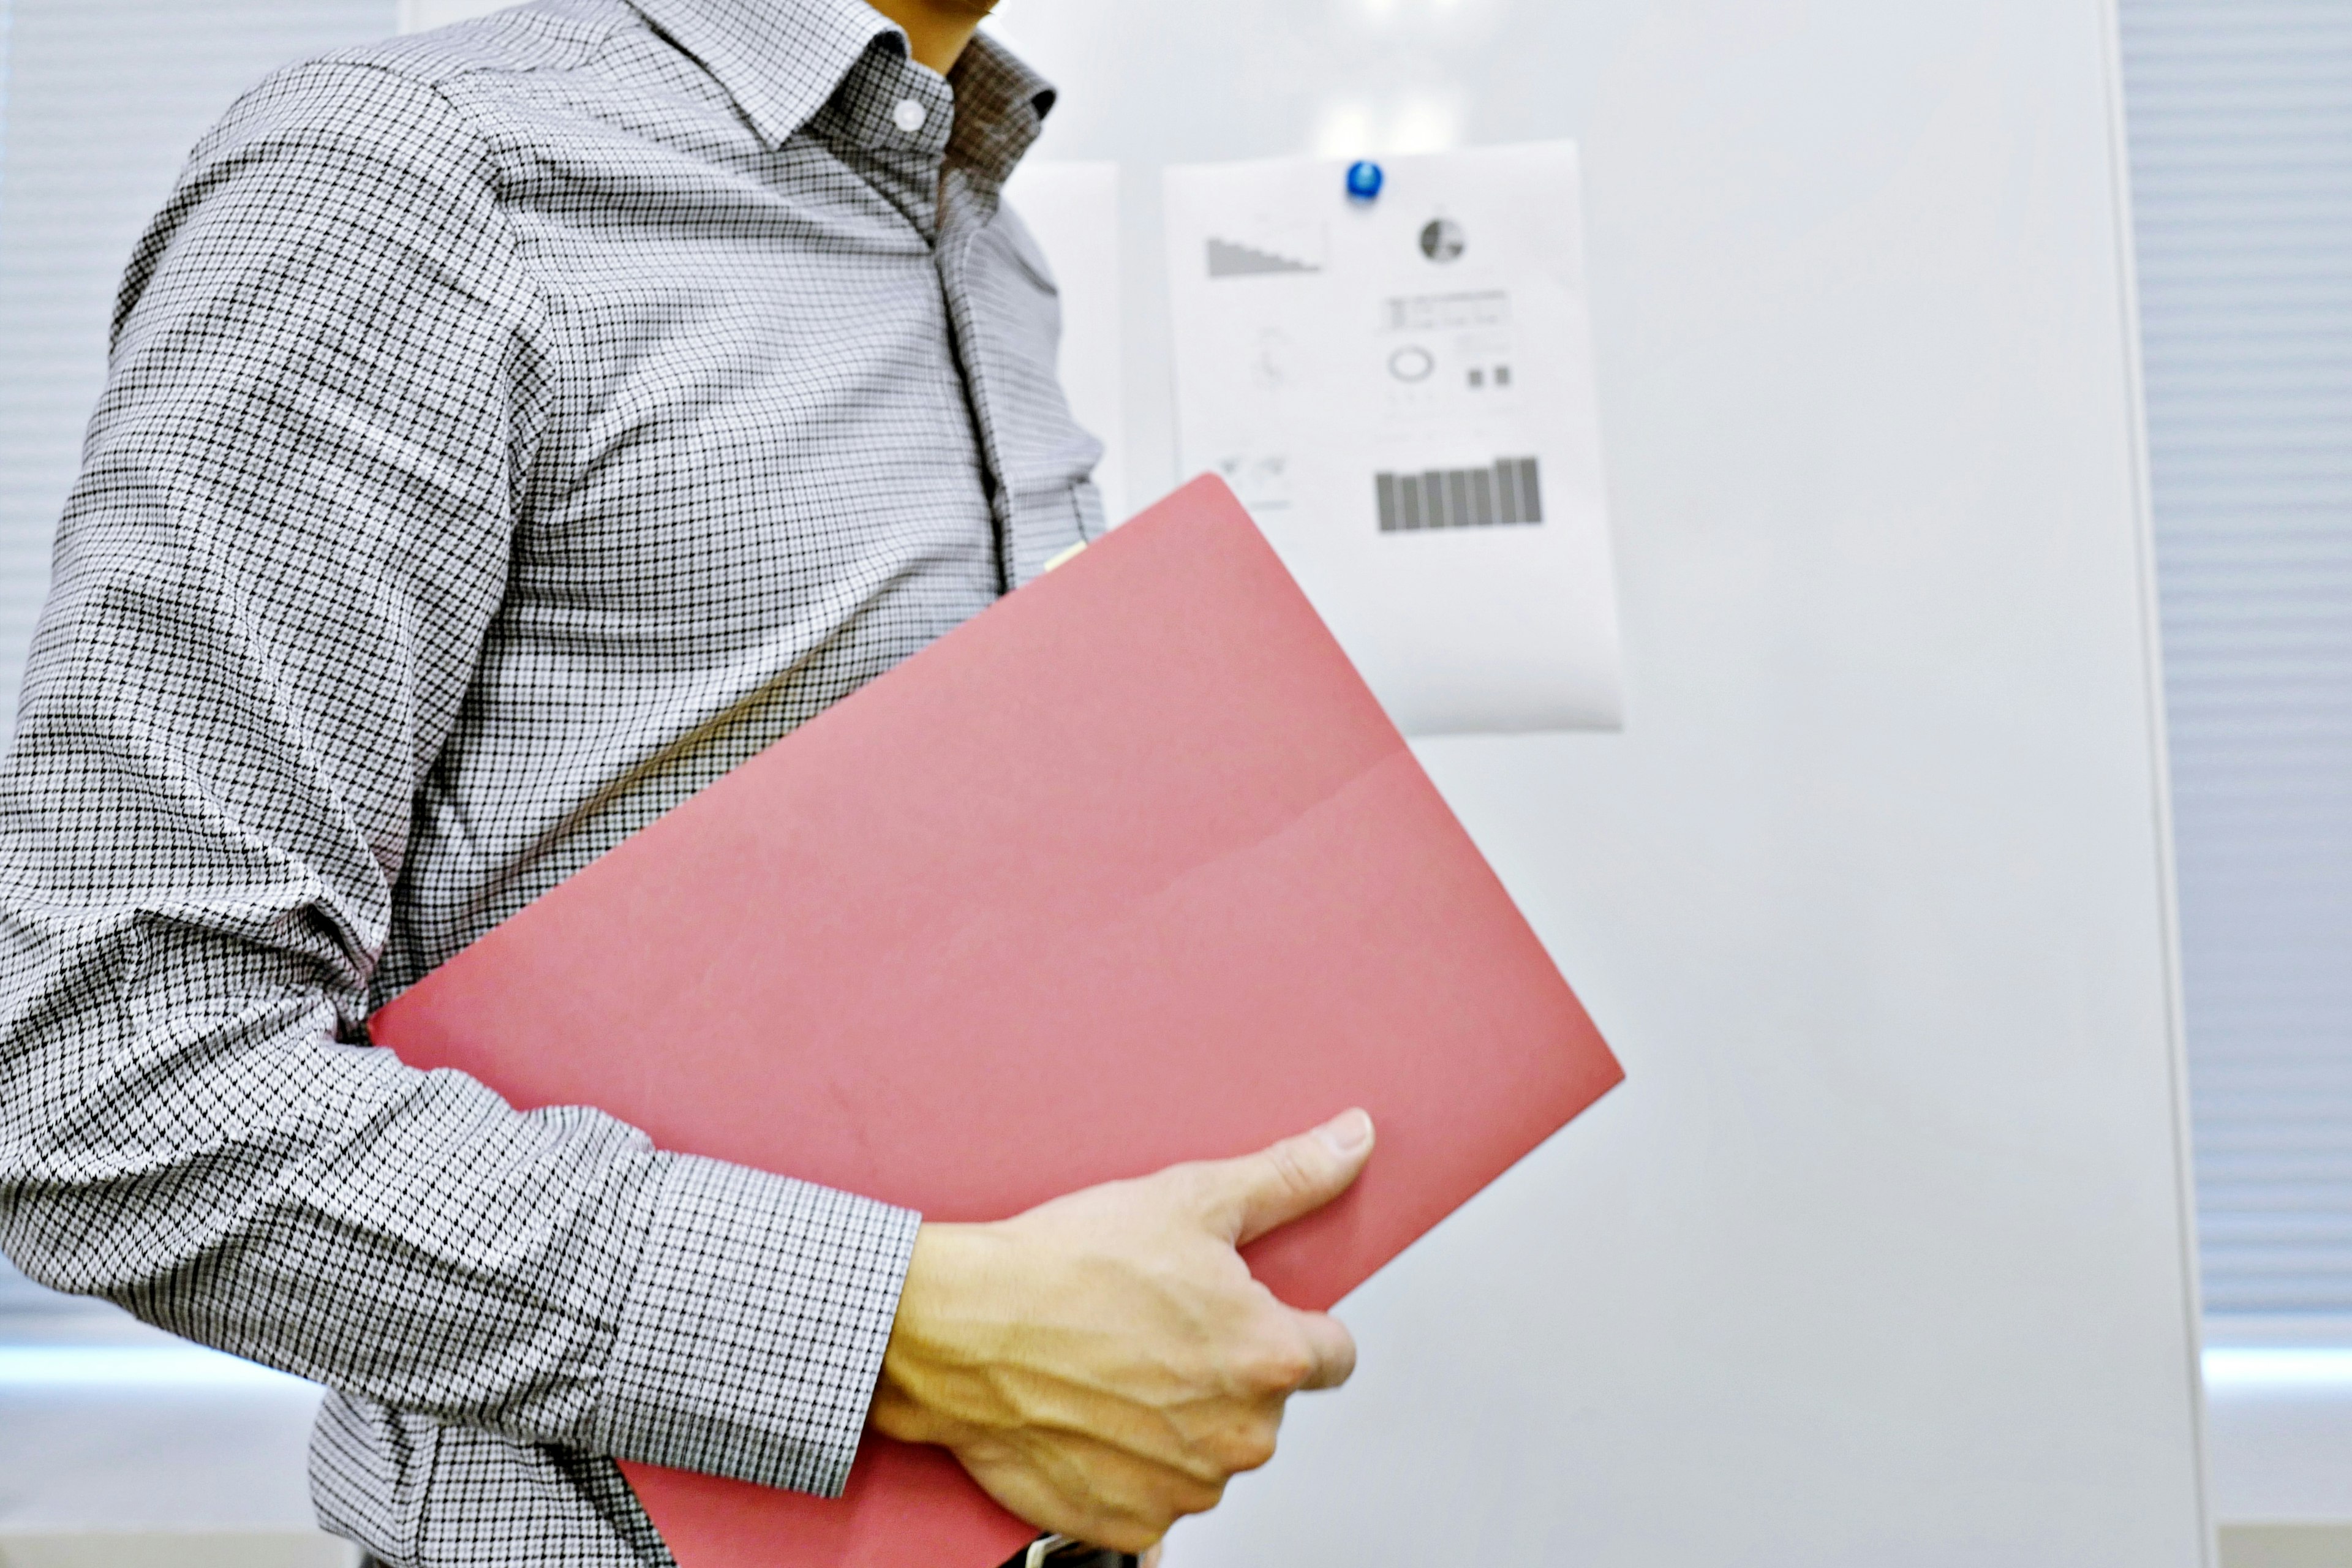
1207,1110,1376,1246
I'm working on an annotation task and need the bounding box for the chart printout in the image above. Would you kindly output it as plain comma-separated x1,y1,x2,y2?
1165,143,1624,734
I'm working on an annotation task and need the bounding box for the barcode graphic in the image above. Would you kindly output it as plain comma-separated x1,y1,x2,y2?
1376,459,1544,533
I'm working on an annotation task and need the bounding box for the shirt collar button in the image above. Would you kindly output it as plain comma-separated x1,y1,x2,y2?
892,99,928,135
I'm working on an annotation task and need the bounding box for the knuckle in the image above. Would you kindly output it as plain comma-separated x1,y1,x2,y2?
1200,1420,1274,1476
1246,1337,1316,1394
1102,1524,1163,1556
1133,1498,1183,1543
1173,1476,1229,1518
1247,1418,1283,1469
1324,1324,1359,1381
1263,1140,1316,1199
1227,1420,1281,1473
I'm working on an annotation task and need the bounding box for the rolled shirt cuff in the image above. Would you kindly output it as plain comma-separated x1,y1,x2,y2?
590,1152,921,1497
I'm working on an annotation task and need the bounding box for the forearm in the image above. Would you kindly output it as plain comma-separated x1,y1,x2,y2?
0,984,658,1435
0,919,917,1491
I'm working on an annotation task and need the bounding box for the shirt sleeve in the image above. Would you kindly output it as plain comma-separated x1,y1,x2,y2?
0,59,917,1501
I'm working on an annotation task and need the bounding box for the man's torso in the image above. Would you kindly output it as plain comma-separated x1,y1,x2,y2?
268,1,1097,1558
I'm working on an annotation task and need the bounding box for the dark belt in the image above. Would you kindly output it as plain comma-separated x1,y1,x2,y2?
999,1539,1142,1568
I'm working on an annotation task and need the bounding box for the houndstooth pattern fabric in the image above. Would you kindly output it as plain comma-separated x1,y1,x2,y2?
0,0,1101,1562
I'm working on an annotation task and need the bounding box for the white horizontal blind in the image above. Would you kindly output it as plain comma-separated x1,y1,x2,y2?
0,0,396,722
401,0,513,32
0,0,396,1312
2118,1,2352,1318
0,0,42,1323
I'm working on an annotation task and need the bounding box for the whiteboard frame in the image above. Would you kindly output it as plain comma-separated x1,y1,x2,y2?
2093,0,2215,1551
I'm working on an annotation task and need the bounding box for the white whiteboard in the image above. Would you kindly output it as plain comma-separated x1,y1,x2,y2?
401,0,2214,1560
998,160,1128,520
988,0,2214,1563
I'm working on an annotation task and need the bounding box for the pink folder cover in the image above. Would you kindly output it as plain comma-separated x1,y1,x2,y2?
372,476,1623,1567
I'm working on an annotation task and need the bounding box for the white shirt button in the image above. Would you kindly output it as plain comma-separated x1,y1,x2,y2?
892,99,927,135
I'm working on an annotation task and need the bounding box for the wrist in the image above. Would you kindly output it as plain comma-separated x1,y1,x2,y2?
872,1222,1008,1447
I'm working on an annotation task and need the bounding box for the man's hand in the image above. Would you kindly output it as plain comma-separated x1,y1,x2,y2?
870,1110,1377,1554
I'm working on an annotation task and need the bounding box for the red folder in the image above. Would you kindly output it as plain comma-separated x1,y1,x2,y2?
372,476,1622,1567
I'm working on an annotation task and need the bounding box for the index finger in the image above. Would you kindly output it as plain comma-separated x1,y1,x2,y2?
1291,1308,1357,1392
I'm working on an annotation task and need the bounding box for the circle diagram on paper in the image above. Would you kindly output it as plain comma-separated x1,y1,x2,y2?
1388,345,1438,383
1419,218,1467,262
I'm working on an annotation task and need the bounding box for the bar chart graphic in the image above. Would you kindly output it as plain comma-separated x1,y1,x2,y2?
1207,237,1322,278
1376,459,1544,532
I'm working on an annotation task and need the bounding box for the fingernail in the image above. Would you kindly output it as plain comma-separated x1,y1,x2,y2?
1317,1109,1374,1156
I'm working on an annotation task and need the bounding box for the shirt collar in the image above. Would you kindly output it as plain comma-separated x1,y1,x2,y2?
946,31,1056,189
630,0,1054,181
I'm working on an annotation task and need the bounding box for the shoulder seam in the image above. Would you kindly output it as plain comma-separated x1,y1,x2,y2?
218,57,560,506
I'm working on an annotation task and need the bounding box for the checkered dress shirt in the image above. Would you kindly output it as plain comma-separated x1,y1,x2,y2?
0,1,1101,1562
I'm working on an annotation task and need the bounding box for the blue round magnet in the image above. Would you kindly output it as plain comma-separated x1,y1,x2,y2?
1345,160,1385,202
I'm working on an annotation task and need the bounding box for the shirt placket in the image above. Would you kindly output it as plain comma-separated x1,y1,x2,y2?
933,165,1030,594
827,50,1035,596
